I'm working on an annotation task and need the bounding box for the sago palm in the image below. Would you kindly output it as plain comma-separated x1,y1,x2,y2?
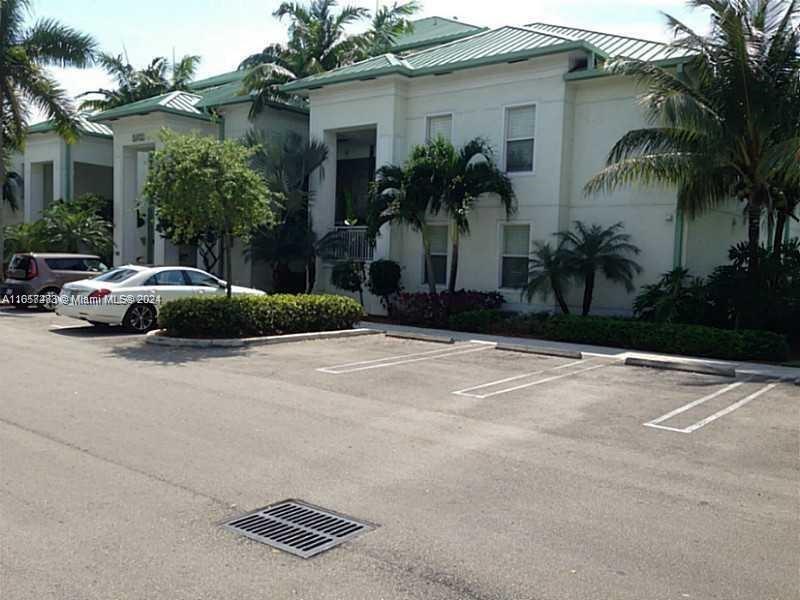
524,241,572,314
0,0,96,270
585,0,800,272
559,221,642,316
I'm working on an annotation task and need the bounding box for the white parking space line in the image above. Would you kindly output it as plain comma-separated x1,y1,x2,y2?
644,379,778,434
453,360,612,399
317,343,493,374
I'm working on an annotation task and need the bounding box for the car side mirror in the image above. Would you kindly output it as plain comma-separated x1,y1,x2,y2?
217,280,227,288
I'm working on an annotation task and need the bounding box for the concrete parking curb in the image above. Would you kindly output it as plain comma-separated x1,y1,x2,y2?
494,343,582,360
144,328,383,348
624,356,736,378
385,331,455,344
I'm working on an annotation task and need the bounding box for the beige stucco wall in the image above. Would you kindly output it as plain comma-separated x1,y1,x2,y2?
306,55,787,314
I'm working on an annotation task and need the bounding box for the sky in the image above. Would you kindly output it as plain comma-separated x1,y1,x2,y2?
27,0,711,123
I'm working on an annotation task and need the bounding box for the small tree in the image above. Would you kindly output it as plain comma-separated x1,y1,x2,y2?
524,241,572,314
143,131,275,297
367,259,402,314
331,259,366,305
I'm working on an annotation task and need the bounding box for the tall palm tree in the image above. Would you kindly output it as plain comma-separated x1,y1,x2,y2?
239,0,420,116
354,1,419,57
239,0,368,115
585,0,800,273
245,130,330,291
424,138,515,293
524,241,572,314
0,0,96,272
79,52,201,112
367,155,438,294
559,221,642,316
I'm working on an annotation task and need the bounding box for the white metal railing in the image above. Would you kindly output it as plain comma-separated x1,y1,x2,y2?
328,226,374,262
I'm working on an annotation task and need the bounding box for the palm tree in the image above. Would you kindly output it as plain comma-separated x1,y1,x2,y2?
559,222,642,316
524,241,572,314
245,130,330,292
79,52,201,111
239,0,420,115
424,138,515,293
584,0,800,273
367,155,438,294
354,1,419,57
0,0,97,273
239,0,368,115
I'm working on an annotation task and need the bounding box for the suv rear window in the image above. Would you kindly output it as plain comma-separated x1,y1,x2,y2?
8,255,31,272
44,257,107,272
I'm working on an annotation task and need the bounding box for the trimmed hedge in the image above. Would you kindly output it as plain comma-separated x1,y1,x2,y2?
158,294,365,339
446,311,789,362
394,290,505,326
542,315,789,362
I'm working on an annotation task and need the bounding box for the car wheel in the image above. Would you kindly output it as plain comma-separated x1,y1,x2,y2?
123,303,157,333
39,287,61,312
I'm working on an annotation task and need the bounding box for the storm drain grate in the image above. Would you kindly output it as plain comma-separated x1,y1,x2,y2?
222,499,374,558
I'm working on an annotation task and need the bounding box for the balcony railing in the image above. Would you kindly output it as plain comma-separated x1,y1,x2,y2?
324,226,374,262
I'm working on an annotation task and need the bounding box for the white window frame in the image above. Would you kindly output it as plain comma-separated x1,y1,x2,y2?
425,112,454,144
501,102,537,176
422,223,449,288
497,221,532,291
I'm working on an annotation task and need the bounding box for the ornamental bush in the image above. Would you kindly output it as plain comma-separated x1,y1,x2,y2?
394,290,505,326
542,315,789,362
157,294,365,339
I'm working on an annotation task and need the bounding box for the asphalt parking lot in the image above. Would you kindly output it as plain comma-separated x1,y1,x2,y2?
1,307,798,600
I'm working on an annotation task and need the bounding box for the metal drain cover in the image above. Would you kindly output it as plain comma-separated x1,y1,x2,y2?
222,499,374,558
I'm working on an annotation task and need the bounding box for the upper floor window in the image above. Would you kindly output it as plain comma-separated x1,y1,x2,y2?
505,105,535,173
426,114,453,143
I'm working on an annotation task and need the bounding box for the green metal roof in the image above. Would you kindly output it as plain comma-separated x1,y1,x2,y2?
525,23,695,62
90,90,212,122
29,115,112,138
390,16,486,53
189,69,246,91
283,26,604,93
194,78,308,114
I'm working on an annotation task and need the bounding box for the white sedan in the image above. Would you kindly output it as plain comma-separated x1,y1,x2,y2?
56,265,266,333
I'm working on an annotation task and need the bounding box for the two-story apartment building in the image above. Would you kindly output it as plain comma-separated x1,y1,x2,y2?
284,19,798,314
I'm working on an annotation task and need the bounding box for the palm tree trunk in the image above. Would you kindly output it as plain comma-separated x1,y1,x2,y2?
747,199,762,273
581,271,595,316
552,280,570,315
772,210,787,258
447,224,460,294
421,229,437,295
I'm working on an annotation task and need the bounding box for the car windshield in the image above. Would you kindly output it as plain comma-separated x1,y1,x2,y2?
93,268,138,283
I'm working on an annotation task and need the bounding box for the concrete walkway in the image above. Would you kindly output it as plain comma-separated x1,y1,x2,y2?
361,320,800,382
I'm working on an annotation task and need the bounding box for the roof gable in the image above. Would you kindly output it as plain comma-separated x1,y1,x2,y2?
90,90,210,122
28,115,112,138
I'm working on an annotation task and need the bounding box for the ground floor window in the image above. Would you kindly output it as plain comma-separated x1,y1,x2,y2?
424,225,448,286
501,224,530,288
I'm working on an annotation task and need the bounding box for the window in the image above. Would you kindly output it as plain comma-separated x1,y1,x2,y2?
185,270,221,288
505,105,535,172
501,224,530,289
426,114,452,143
44,257,108,272
95,268,138,283
145,270,187,286
423,225,448,286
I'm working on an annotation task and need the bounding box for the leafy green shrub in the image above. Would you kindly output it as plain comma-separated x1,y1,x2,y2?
448,309,550,336
367,259,402,312
331,260,366,304
542,315,789,362
158,294,365,338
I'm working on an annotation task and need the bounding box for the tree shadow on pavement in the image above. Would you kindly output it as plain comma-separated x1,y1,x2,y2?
106,340,252,366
